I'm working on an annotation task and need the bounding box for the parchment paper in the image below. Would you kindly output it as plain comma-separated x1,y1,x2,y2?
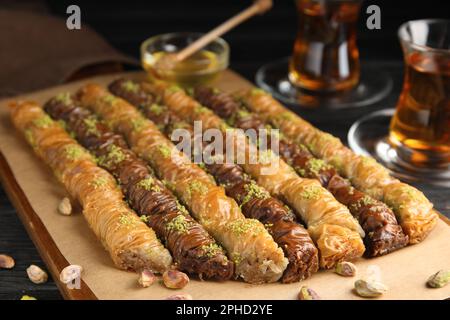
0,71,449,300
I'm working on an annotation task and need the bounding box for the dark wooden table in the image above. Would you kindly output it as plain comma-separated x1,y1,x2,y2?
1,0,449,300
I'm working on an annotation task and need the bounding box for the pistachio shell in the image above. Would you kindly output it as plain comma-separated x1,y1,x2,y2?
427,270,450,288
354,279,388,298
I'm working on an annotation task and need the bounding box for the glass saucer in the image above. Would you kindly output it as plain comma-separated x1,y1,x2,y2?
255,57,393,121
348,108,450,187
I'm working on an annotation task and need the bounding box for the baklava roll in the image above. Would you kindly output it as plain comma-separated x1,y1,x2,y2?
239,89,438,244
44,94,234,280
10,101,172,273
143,81,366,268
77,84,288,284
109,78,319,283
194,87,409,257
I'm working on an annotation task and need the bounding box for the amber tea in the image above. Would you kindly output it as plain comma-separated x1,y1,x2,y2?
289,0,362,92
389,52,450,167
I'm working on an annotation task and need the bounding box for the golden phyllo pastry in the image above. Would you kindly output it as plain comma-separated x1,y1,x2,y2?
239,89,438,244
143,81,366,268
76,84,288,284
9,101,172,273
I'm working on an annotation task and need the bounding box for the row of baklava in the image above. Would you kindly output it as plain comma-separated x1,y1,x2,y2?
9,78,438,285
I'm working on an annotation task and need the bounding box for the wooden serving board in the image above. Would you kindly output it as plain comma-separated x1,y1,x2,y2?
0,71,449,300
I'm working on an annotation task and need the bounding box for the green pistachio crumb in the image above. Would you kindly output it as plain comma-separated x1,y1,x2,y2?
231,252,243,265
118,213,136,227
122,80,139,93
176,200,189,215
250,88,266,96
300,185,322,200
97,144,126,167
157,144,172,158
131,118,146,132
90,177,108,189
201,243,223,258
167,85,182,94
227,219,264,236
166,215,191,234
137,177,161,192
54,92,72,105
149,104,165,116
64,144,85,160
241,181,269,206
186,181,209,199
306,158,331,176
102,94,119,106
83,116,100,136
32,115,53,128
24,129,36,148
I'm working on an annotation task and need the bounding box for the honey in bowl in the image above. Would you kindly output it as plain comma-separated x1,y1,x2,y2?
141,33,229,88
143,49,222,87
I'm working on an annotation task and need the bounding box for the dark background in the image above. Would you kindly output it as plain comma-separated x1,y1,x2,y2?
0,0,449,300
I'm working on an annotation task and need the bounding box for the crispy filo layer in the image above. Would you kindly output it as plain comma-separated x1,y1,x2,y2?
239,90,438,244
142,81,366,269
193,86,409,257
76,83,288,284
44,95,234,280
109,78,319,283
10,101,172,273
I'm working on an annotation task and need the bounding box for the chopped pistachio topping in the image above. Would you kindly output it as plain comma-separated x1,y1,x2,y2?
278,112,294,121
24,129,35,147
258,149,275,164
102,94,118,106
57,120,67,130
163,179,175,191
197,162,206,170
201,243,223,258
360,155,377,166
231,252,243,265
295,167,306,177
54,92,72,105
250,88,266,96
90,177,108,189
122,80,139,93
166,215,191,234
227,219,263,236
171,121,190,130
186,181,209,199
118,213,136,227
157,144,172,158
140,215,149,223
350,195,378,211
98,144,126,167
83,116,100,136
241,181,269,206
32,115,53,128
64,144,85,160
131,117,146,132
194,105,210,115
137,177,161,192
300,185,322,200
149,103,165,116
176,200,189,215
167,85,182,94
306,158,331,176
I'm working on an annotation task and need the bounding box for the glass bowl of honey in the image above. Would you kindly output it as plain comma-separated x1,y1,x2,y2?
141,32,229,87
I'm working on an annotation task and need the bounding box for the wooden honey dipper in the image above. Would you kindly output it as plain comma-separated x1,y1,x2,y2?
154,0,273,72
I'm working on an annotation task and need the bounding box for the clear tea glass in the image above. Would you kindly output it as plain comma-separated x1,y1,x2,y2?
389,19,450,168
289,0,362,92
